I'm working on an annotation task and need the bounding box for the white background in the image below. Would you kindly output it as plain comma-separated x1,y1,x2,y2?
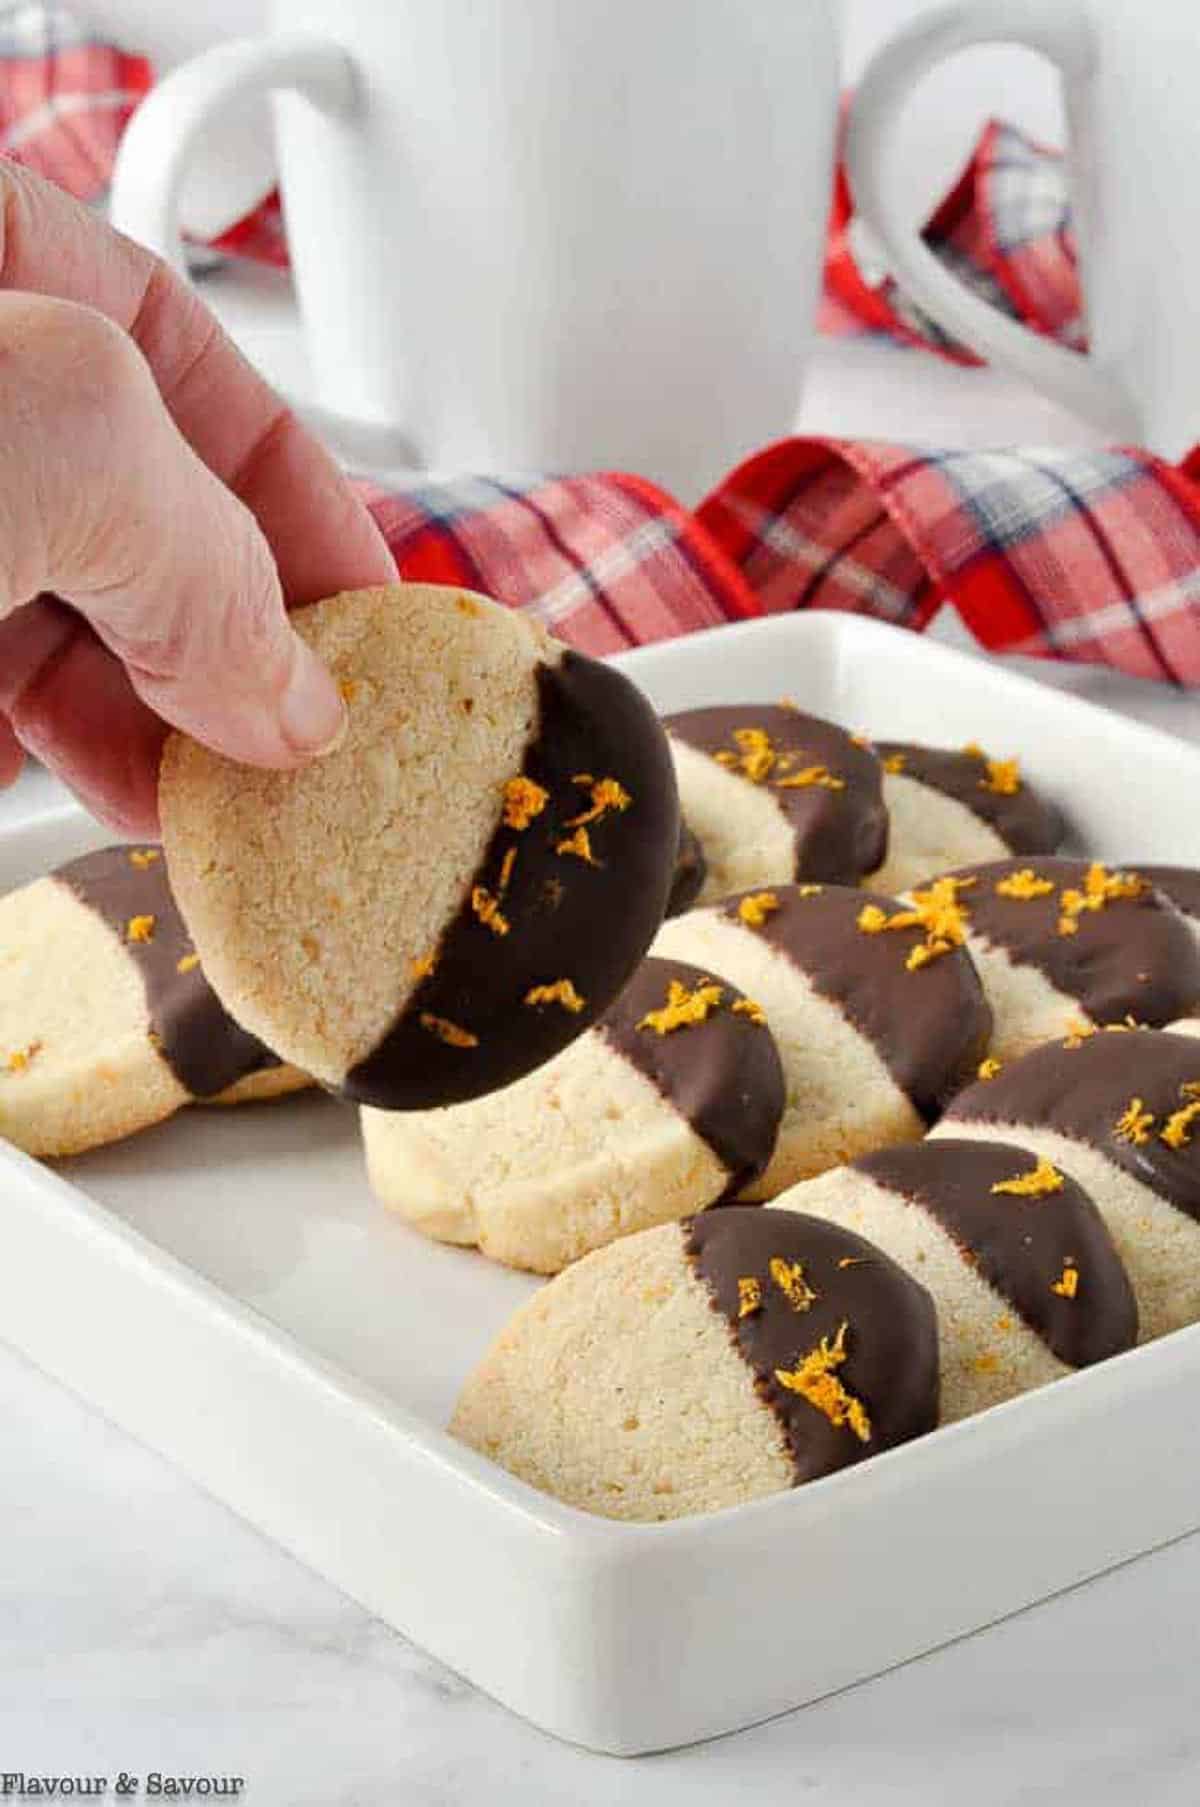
4,6,1200,1805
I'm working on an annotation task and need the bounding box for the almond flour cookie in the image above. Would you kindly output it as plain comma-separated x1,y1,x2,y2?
916,857,1200,1063
653,883,991,1196
867,741,1065,896
0,845,304,1157
361,957,784,1273
665,705,887,903
937,1028,1200,1340
160,583,679,1110
450,1206,938,1521
776,1139,1136,1423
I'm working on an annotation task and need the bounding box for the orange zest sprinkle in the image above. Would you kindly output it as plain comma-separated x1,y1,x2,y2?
838,1256,869,1269
1058,862,1146,937
769,1257,817,1312
774,764,845,792
995,868,1055,900
718,726,776,784
126,914,156,943
977,1057,1003,1080
737,891,779,928
995,1315,1013,1332
1063,1019,1097,1049
556,826,598,864
858,875,973,971
337,677,358,703
774,1322,872,1443
979,756,1021,796
409,949,438,981
638,978,723,1035
1114,1098,1155,1146
973,1352,999,1374
470,886,510,937
502,776,549,830
456,593,483,617
525,978,586,1014
566,775,632,828
991,1157,1065,1198
796,883,824,897
4,1041,41,1074
419,1013,478,1049
1161,1099,1200,1150
881,752,906,774
128,848,160,869
732,997,766,1026
176,952,201,975
737,1276,763,1319
1050,1262,1079,1299
498,847,518,893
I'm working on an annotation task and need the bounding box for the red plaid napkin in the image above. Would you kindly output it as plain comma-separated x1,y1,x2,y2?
3,7,1198,686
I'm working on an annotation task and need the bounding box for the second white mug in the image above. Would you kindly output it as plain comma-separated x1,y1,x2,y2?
112,0,840,500
847,0,1200,456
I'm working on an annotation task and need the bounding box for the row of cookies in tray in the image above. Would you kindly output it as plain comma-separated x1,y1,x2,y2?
447,1014,1200,1525
428,704,1200,1521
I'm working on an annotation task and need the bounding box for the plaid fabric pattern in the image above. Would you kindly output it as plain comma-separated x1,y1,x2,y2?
1,10,1198,685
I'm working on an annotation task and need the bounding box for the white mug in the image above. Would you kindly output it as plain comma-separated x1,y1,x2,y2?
846,0,1200,455
110,0,839,500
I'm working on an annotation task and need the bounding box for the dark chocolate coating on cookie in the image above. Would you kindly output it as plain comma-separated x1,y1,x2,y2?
856,1139,1137,1366
344,651,679,1110
723,883,992,1122
685,1207,938,1482
666,823,707,917
1138,866,1200,924
56,846,279,1097
875,742,1065,854
667,705,887,883
948,857,1200,1028
598,957,784,1199
945,1029,1200,1224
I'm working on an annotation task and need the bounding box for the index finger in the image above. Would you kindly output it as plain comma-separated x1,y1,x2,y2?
0,161,396,606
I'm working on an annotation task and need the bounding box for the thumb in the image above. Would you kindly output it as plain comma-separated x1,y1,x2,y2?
0,293,345,766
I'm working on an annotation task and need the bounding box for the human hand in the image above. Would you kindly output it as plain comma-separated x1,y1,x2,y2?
0,162,397,835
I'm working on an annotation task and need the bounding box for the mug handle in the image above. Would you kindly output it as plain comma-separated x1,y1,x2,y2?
110,34,420,471
845,0,1140,440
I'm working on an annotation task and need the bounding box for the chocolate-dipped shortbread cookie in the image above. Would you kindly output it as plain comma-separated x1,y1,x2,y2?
867,741,1065,896
361,957,785,1273
937,1028,1200,1340
160,584,679,1110
777,1139,1136,1421
653,883,991,1195
450,1207,938,1521
916,857,1200,1062
0,845,306,1157
1139,867,1200,952
665,705,887,902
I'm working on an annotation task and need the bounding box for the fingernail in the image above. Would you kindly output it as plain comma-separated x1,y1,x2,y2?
278,641,347,757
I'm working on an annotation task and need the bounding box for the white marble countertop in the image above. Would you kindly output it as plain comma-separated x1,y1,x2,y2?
3,266,1199,1806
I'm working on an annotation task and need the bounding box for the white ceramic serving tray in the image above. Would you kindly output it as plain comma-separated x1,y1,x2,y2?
3,613,1200,1756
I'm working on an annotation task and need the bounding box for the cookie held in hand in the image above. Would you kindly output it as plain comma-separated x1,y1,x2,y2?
160,584,679,1110
0,845,305,1157
450,1206,938,1521
361,956,785,1273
